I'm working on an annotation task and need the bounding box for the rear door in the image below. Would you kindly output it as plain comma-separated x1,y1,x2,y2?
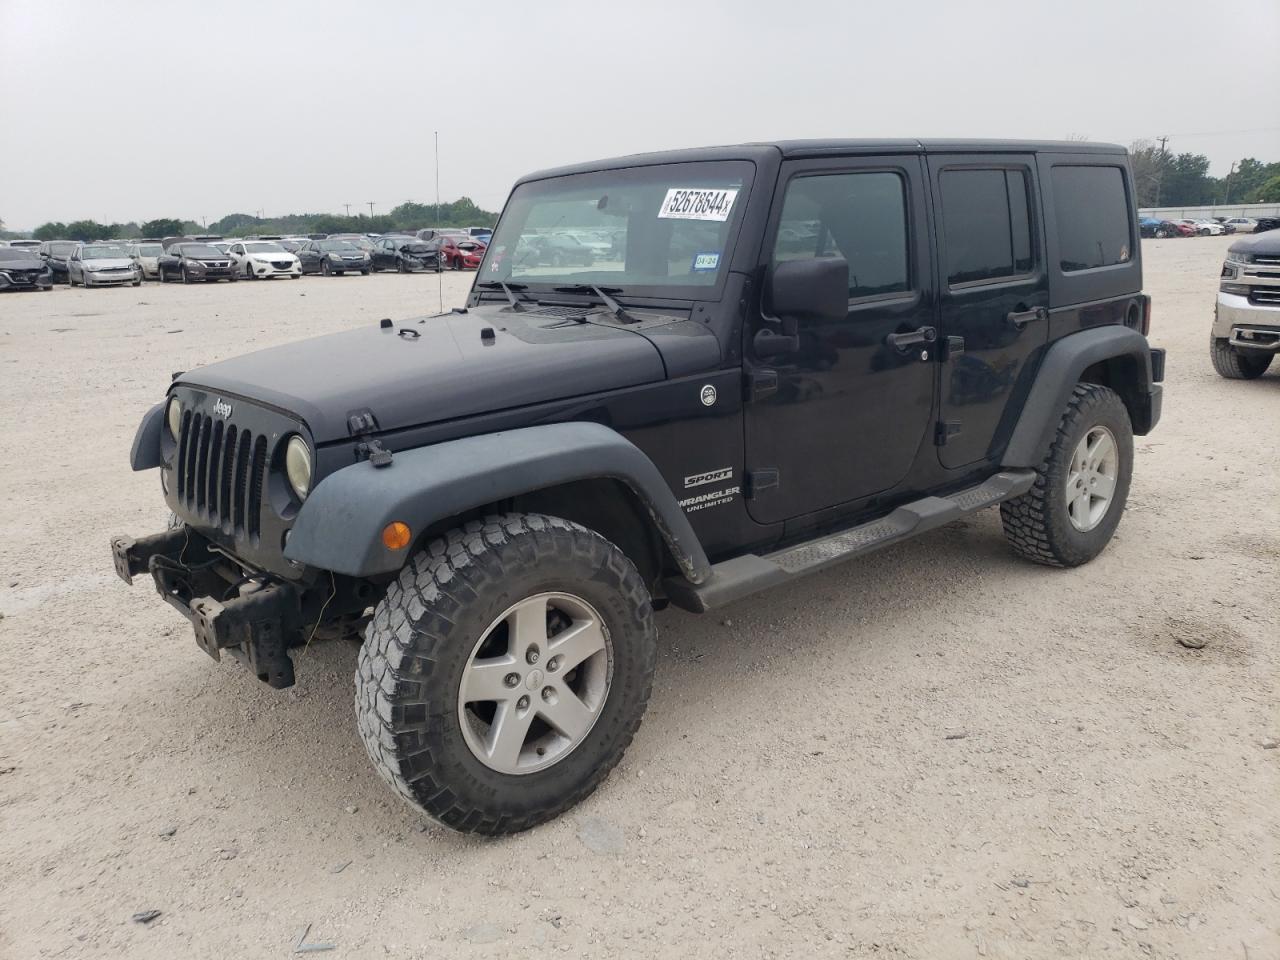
928,154,1048,468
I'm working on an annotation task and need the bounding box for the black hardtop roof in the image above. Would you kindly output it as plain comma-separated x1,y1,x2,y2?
517,139,1127,184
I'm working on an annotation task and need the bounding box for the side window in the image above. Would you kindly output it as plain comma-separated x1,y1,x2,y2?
773,171,910,301
940,168,1034,285
1051,165,1131,272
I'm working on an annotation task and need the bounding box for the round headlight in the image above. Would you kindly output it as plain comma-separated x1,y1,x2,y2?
285,435,313,500
166,397,182,438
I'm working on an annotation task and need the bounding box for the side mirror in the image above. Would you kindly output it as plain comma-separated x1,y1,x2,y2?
756,257,849,356
767,257,849,325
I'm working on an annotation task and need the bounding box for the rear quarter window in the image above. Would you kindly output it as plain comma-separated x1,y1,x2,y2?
1051,165,1132,272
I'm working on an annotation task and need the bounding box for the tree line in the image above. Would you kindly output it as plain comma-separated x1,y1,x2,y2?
11,197,498,243
7,158,1280,243
1129,141,1280,208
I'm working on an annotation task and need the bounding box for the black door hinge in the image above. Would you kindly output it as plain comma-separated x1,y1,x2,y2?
944,336,965,360
745,467,779,499
745,368,779,402
934,421,962,446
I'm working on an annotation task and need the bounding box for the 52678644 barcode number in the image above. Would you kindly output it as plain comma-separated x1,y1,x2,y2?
658,188,739,222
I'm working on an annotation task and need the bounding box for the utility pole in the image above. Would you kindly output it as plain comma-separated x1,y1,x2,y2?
343,203,351,217
1222,161,1237,205
1154,136,1169,207
435,131,440,227
367,202,375,218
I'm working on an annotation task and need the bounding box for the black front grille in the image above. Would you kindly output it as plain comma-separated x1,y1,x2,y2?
176,412,268,543
1248,288,1280,307
1254,255,1280,266
3,269,40,284
270,260,293,269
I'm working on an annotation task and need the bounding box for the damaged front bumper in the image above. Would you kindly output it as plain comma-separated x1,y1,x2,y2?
110,528,302,688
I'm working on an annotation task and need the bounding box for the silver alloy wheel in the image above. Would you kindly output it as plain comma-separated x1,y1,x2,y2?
457,592,613,775
1066,425,1119,532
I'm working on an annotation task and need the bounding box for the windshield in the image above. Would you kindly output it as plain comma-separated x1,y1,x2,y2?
181,244,222,258
318,240,358,252
134,244,163,256
81,244,128,259
0,248,36,262
244,241,286,253
479,161,753,296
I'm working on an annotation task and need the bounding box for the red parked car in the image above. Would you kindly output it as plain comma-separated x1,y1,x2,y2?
439,236,486,270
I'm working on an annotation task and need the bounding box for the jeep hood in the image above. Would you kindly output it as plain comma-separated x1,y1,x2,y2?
175,307,668,442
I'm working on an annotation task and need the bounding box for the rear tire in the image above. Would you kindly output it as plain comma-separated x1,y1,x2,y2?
1000,383,1133,568
1210,336,1273,379
355,513,656,835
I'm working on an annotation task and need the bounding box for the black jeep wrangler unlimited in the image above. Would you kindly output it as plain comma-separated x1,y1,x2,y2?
112,140,1163,834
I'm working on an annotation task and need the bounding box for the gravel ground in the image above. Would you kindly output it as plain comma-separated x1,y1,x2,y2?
0,242,1276,960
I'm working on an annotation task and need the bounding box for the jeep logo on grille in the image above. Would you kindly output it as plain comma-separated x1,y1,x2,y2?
213,398,233,419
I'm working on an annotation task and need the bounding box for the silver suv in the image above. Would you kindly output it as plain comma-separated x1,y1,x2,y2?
1211,231,1279,379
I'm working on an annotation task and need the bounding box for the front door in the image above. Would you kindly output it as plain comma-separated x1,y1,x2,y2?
744,156,937,525
927,155,1049,468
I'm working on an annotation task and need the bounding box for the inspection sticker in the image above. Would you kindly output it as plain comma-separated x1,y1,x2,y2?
658,187,739,222
691,252,720,272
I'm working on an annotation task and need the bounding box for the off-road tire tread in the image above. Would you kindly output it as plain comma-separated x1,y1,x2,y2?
1210,336,1272,379
1000,383,1130,568
354,512,655,835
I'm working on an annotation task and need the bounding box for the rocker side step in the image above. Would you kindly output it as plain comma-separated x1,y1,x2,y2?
663,470,1035,613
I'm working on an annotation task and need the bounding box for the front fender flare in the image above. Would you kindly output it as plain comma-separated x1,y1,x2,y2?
1002,325,1156,468
130,402,165,471
284,422,712,582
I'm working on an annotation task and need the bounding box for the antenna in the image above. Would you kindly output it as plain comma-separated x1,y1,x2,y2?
436,130,443,313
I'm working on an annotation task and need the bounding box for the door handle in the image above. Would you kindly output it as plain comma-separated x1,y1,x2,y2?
1007,306,1048,330
885,325,937,351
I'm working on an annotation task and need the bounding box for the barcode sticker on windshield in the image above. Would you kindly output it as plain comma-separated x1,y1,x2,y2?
658,188,739,222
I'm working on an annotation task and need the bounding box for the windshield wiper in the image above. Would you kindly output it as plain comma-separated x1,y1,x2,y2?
476,280,531,312
551,284,639,324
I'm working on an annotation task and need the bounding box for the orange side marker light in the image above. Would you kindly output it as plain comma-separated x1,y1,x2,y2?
381,522,412,550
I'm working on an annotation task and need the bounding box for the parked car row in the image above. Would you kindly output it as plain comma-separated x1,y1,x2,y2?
4,228,495,291
1138,216,1267,239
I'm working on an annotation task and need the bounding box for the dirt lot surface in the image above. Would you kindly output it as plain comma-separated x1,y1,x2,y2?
1,242,1276,959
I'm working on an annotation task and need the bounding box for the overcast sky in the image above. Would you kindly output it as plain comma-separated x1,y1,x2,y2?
2,0,1278,231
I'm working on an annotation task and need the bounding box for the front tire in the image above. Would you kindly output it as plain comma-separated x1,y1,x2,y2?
1000,383,1133,568
355,513,656,835
1210,336,1272,379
